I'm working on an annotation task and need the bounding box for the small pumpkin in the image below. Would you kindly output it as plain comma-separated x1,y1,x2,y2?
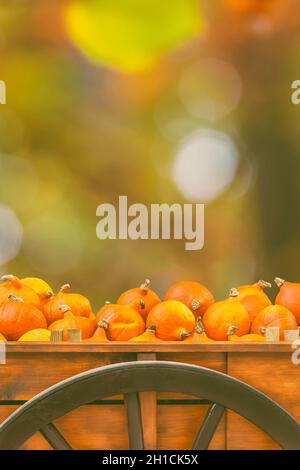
0,332,6,342
43,284,92,325
0,275,41,309
84,324,109,342
129,325,161,342
18,328,51,342
237,280,272,322
275,277,300,324
96,299,145,341
48,305,96,340
22,277,54,304
0,294,47,341
146,300,195,341
251,304,297,340
227,325,265,342
117,279,160,321
202,288,250,341
165,281,214,318
183,317,214,343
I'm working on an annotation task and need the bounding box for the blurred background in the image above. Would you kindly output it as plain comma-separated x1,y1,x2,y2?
1,0,300,310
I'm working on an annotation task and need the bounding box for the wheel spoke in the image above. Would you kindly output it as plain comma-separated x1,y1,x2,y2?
192,403,225,450
124,393,144,450
40,422,72,450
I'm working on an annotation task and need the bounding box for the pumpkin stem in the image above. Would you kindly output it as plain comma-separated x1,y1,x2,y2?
8,294,24,302
259,327,266,335
228,288,239,298
59,304,71,313
145,325,156,332
274,277,285,288
140,279,150,292
60,284,71,293
180,330,192,340
99,319,109,330
195,317,205,334
1,275,22,288
256,280,271,289
105,301,111,304
139,299,145,310
227,325,239,336
191,299,201,311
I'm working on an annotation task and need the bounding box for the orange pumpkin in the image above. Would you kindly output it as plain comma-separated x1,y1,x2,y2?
227,325,265,342
0,294,47,341
117,279,160,321
43,284,92,325
146,300,195,341
237,280,272,322
96,299,145,341
84,325,109,342
165,281,214,318
48,306,96,340
251,304,297,340
0,275,40,309
202,288,250,341
275,277,300,324
224,0,275,15
22,277,54,304
129,325,161,342
0,332,6,342
183,317,214,343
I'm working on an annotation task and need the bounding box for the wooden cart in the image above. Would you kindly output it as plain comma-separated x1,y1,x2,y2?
0,342,299,450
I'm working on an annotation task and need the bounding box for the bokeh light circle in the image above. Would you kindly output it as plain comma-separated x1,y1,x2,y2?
179,58,243,122
172,128,239,201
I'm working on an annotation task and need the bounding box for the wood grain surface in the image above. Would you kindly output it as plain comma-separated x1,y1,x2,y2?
3,342,295,353
227,352,300,450
1,345,299,450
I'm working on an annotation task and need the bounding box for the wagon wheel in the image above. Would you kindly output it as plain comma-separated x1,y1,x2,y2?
0,361,299,450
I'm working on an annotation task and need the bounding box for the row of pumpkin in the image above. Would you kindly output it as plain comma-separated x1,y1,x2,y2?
0,275,299,342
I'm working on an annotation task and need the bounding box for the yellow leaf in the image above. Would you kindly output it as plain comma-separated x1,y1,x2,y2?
64,0,203,73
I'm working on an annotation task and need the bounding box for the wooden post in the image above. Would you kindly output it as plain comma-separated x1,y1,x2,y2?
50,330,64,343
67,329,82,342
137,352,157,450
265,327,280,342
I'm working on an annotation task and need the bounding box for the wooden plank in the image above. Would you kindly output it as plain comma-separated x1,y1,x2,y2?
226,411,280,450
0,405,129,450
137,353,157,450
227,352,300,450
157,352,226,369
156,352,226,401
155,352,227,449
2,346,299,450
3,342,296,353
0,352,135,400
157,405,225,450
0,403,225,450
